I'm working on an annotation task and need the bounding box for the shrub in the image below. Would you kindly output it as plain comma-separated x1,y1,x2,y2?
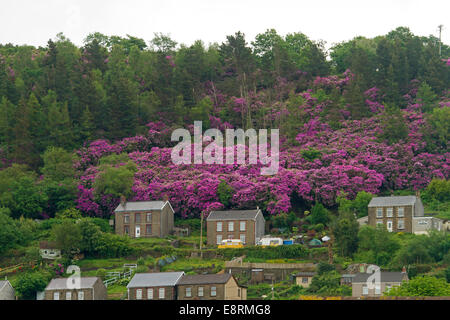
96,268,107,280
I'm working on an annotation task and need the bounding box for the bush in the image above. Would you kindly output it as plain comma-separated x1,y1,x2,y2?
96,268,107,280
15,271,52,300
218,245,309,260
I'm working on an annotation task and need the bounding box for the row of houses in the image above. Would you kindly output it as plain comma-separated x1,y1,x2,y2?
112,196,447,244
40,272,246,301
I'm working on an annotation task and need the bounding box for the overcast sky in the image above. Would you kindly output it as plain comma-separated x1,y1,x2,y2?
1,0,449,50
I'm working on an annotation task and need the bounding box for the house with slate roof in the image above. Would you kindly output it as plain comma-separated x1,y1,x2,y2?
177,273,247,300
368,195,424,233
351,270,409,297
44,277,107,300
114,199,174,238
127,272,184,300
0,279,15,300
206,208,265,246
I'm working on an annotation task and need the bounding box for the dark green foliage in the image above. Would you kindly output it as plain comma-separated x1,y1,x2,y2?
15,271,52,300
308,203,330,225
217,180,234,207
331,211,359,257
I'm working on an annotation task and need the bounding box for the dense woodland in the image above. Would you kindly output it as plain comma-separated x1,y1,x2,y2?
0,26,449,221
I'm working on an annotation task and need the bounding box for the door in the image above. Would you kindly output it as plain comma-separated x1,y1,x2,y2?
387,220,393,232
135,225,141,238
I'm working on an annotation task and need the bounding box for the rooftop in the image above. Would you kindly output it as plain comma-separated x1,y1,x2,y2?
114,200,169,212
368,196,418,207
352,272,408,283
45,277,100,290
177,273,232,285
207,209,262,221
127,272,185,288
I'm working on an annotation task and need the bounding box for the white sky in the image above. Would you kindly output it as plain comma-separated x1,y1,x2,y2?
0,0,449,50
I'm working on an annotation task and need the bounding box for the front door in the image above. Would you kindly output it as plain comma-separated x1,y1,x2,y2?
387,220,393,232
135,225,141,238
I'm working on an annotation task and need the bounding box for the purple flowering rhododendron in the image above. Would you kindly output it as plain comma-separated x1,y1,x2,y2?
72,74,449,219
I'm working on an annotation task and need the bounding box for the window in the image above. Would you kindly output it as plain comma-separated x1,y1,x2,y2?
228,222,234,232
398,219,405,230
375,285,381,295
124,214,130,224
159,288,165,299
211,286,217,297
146,212,152,222
302,277,308,284
198,287,204,297
66,292,72,300
146,224,152,235
228,234,233,240
240,234,246,244
216,235,222,244
135,213,141,223
362,286,368,295
217,222,222,232
136,289,142,300
386,208,393,217
53,292,60,300
124,226,129,235
397,207,404,217
78,291,84,300
376,208,383,218
147,288,153,300
186,287,192,297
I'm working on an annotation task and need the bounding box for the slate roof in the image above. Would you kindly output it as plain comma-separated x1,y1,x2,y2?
45,277,99,290
114,201,168,212
177,273,232,285
352,272,407,283
207,209,261,221
0,280,11,290
127,272,185,288
368,196,418,207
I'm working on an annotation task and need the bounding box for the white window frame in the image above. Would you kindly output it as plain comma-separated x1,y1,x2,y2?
376,208,383,218
53,292,60,300
159,288,165,299
240,234,246,244
386,208,393,217
228,222,234,232
216,235,222,244
362,286,368,295
78,291,84,300
146,212,152,222
147,288,153,300
136,289,143,300
186,287,192,297
240,221,246,231
124,214,130,223
211,286,217,297
217,222,222,232
198,287,204,297
398,219,405,230
375,285,381,295
397,207,404,217
66,292,72,300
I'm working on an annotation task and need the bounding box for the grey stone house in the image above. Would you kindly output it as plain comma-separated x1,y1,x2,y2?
177,273,246,300
0,280,15,300
368,196,424,233
127,272,184,300
206,208,265,246
114,200,174,238
44,277,107,300
352,271,409,297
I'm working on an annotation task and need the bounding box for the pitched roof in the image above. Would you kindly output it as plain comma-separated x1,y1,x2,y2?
114,201,169,212
207,209,262,221
127,272,184,288
39,241,59,249
368,196,418,207
177,273,232,285
0,280,11,290
45,277,100,290
352,272,407,283
294,272,316,277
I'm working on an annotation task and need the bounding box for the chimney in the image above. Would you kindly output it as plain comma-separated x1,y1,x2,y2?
415,190,421,199
162,194,169,202
257,206,259,211
120,195,126,208
401,266,407,274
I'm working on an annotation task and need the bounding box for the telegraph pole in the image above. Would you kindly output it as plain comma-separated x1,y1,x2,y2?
438,25,444,57
200,211,204,259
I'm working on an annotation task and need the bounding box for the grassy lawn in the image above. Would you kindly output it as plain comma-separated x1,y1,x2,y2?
160,257,224,273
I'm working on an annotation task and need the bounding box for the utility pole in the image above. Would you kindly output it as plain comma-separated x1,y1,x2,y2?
200,211,203,259
438,25,444,57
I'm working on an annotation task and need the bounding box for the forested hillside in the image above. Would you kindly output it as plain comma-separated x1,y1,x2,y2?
0,27,449,220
